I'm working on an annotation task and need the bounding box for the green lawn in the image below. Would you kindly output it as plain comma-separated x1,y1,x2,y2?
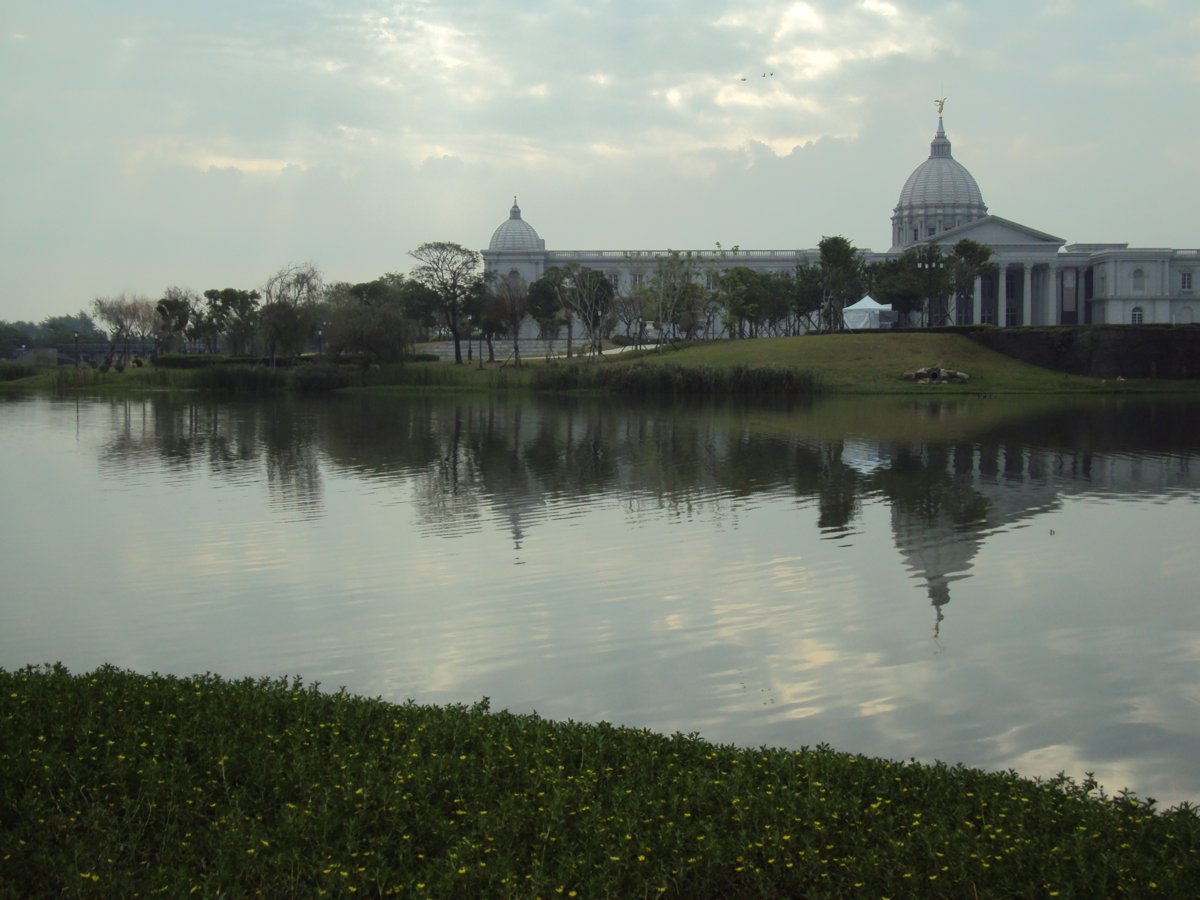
606,333,1178,394
3,665,1197,897
5,333,1198,397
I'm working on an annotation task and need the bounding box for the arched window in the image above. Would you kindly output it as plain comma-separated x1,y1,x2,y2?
1131,306,1144,325
1132,268,1145,294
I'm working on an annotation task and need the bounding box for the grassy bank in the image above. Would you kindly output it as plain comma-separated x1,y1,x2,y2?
2,666,1196,897
613,334,1196,394
4,334,1200,397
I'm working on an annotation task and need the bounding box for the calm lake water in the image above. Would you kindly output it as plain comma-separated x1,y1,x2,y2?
2,391,1198,806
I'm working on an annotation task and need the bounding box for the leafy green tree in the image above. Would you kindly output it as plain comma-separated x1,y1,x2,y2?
948,238,995,325
202,288,261,355
529,268,570,356
474,284,509,364
871,257,924,327
719,266,772,338
818,236,864,331
36,312,106,345
409,242,482,364
155,287,198,353
395,278,441,341
324,277,417,368
792,266,824,331
0,321,33,355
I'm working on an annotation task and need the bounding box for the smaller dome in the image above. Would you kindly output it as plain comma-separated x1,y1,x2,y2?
488,197,544,252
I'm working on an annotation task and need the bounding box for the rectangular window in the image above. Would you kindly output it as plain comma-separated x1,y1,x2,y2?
1006,306,1018,326
1182,272,1193,292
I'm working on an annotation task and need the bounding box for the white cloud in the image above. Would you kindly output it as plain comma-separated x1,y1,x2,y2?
779,2,827,35
860,0,899,17
1,0,1198,319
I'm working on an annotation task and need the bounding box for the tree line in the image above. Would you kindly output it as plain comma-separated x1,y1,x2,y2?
1,238,994,365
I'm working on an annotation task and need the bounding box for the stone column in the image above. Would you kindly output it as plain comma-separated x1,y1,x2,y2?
1022,264,1033,326
997,262,1008,326
973,276,982,324
1046,265,1059,325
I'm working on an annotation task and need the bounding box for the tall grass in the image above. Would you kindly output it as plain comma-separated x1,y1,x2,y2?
533,362,821,398
354,361,533,392
50,367,107,391
4,665,1196,898
190,364,287,394
0,361,39,382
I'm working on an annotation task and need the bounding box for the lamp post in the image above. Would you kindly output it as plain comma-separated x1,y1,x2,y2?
317,328,323,359
916,246,945,328
74,331,79,368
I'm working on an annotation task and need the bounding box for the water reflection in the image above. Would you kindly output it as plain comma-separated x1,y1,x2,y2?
90,393,1200,632
6,392,1199,805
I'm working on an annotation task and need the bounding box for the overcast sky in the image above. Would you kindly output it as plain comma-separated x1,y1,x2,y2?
3,0,1197,321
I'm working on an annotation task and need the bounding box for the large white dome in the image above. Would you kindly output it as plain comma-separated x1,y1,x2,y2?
488,198,545,252
891,118,987,249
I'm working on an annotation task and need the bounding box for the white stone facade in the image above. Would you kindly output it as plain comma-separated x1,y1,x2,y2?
482,118,1198,329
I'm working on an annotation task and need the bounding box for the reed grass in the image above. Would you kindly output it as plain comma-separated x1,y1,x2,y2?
189,364,287,394
2,665,1196,898
0,361,39,382
532,362,820,398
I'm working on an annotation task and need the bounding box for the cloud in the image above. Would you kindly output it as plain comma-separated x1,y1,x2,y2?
2,0,1199,320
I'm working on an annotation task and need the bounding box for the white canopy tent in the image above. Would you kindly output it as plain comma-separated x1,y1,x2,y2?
843,295,893,330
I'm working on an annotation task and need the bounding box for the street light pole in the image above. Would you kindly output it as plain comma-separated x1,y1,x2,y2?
916,246,944,328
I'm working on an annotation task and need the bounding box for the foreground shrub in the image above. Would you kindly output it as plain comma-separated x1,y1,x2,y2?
2,665,1196,897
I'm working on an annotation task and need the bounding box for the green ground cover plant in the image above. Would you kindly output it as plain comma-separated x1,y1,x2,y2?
2,665,1196,897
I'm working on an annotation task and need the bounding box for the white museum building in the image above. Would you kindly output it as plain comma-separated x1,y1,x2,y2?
482,115,1197,330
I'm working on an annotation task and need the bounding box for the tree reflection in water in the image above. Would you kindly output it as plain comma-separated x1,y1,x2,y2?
95,392,1200,639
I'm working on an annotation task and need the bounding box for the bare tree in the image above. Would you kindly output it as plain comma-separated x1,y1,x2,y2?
560,264,614,359
262,263,323,365
409,242,481,364
488,270,529,367
93,293,154,366
263,262,324,309
644,251,700,348
610,290,644,346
